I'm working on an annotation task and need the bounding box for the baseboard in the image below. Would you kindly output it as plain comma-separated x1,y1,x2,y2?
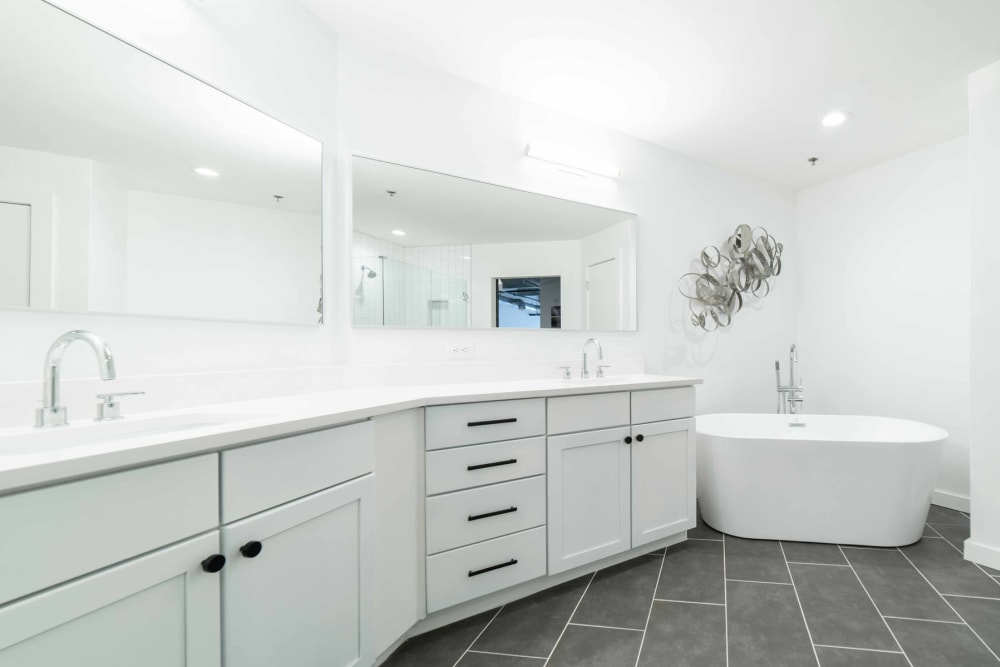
964,539,1000,572
931,489,970,513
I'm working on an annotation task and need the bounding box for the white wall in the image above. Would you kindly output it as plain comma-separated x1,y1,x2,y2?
126,191,320,323
88,162,129,312
0,203,31,307
581,220,637,330
0,144,92,310
338,39,800,412
968,61,1000,568
795,137,970,505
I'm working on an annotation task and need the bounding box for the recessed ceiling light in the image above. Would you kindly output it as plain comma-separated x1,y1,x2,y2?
461,256,471,260
391,229,406,236
194,167,219,177
821,111,849,127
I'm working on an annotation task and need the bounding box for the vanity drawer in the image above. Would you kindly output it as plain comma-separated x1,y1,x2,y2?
426,526,546,612
426,399,545,450
631,387,695,424
222,420,373,523
425,436,545,495
547,391,630,435
0,455,218,606
426,476,546,555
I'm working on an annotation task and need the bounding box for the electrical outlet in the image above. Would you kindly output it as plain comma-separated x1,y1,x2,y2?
446,342,474,360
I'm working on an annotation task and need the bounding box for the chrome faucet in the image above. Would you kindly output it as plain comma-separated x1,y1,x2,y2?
35,330,117,427
775,343,804,414
581,338,603,379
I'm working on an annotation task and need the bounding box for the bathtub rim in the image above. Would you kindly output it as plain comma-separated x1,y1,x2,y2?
695,412,948,445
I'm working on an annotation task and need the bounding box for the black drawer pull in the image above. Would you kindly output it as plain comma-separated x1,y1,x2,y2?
467,417,517,427
468,506,518,521
468,558,518,577
467,458,517,471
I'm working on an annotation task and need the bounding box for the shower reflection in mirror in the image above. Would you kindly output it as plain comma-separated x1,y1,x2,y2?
350,156,637,331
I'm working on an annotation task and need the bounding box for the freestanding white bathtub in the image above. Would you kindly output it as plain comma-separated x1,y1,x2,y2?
697,414,947,546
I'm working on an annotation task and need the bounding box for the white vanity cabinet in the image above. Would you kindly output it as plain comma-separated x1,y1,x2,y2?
218,421,375,667
0,532,222,667
0,456,222,666
547,388,696,574
424,399,548,612
221,475,373,667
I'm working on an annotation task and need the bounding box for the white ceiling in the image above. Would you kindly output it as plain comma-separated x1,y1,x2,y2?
1,1,321,214
353,157,633,247
301,0,1000,189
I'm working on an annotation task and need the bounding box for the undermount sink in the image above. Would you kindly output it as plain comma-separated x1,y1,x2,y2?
0,412,259,455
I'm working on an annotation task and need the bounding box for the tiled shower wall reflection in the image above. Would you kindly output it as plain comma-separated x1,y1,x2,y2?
353,232,471,327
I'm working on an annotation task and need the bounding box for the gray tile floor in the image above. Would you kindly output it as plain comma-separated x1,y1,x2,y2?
384,505,1000,666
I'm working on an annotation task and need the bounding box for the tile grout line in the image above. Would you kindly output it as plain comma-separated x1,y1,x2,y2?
467,649,547,661
687,537,724,542
813,643,906,655
726,577,793,586
926,523,1000,584
568,621,643,633
894,546,1000,664
653,598,725,606
543,570,596,667
882,615,965,625
452,605,506,667
779,541,821,667
837,545,914,667
632,548,668,667
786,561,850,567
944,593,1000,601
722,530,729,667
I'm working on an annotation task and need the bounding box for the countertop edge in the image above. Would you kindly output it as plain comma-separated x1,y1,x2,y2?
0,375,701,494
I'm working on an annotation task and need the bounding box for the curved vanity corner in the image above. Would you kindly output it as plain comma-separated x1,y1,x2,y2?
0,373,700,667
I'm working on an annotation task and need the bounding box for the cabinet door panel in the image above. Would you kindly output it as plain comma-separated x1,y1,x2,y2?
0,532,220,667
547,427,631,574
222,475,373,667
631,418,696,547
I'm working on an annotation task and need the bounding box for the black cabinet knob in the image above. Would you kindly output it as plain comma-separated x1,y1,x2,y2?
240,540,263,558
636,434,644,442
624,436,633,444
201,554,226,573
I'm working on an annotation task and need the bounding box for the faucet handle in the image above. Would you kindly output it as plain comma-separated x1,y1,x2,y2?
96,392,145,421
557,366,572,380
596,365,611,378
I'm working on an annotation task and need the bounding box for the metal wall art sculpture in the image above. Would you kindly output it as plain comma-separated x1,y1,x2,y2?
678,224,783,331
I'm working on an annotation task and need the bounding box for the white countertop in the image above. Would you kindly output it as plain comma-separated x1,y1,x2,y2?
0,374,700,495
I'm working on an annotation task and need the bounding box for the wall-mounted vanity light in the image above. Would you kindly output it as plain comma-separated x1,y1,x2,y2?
525,141,620,178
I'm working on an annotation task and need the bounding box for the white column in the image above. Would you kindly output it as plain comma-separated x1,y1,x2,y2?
967,60,1000,569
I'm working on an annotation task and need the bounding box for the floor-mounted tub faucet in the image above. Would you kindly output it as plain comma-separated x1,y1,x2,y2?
775,343,804,414
581,338,603,379
35,330,117,427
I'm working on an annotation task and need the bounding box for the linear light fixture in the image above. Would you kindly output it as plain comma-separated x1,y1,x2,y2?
525,142,620,178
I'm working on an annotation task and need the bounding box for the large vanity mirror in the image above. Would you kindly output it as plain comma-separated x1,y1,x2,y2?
352,157,637,331
0,2,323,324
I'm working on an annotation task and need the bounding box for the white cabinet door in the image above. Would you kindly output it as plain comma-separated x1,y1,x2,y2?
0,532,221,667
221,474,373,667
547,426,631,574
631,418,696,547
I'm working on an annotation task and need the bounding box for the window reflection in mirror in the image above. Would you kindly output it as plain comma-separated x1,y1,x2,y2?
351,156,637,331
495,277,561,329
